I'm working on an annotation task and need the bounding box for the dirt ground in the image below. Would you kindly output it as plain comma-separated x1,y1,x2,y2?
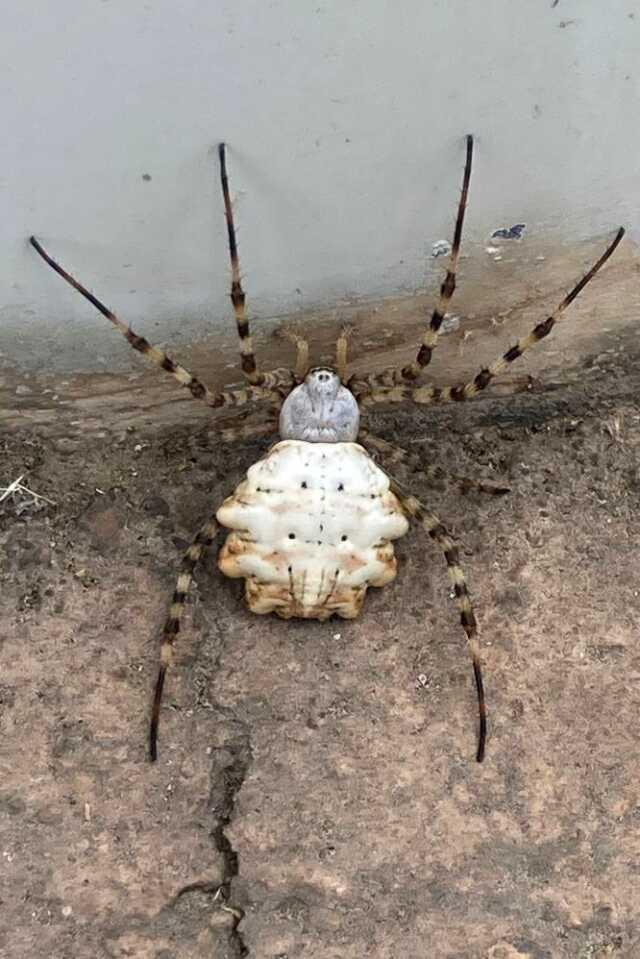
2,333,640,958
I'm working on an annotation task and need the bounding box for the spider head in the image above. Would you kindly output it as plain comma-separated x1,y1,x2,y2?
306,366,340,393
279,367,360,443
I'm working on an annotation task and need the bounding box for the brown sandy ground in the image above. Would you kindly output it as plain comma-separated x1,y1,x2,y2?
2,342,640,958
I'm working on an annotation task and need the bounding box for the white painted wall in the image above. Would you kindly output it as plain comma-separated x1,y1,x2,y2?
2,0,638,371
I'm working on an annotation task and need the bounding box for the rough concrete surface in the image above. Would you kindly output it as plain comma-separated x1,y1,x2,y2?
2,292,640,957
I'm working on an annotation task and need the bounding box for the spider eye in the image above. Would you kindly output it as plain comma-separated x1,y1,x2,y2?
288,532,296,539
337,483,344,492
301,481,307,488
341,535,347,542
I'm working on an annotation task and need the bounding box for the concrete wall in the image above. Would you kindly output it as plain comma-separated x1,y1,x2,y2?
2,0,638,373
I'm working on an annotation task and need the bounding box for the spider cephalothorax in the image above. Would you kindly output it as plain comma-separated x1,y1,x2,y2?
279,367,360,442
30,136,624,768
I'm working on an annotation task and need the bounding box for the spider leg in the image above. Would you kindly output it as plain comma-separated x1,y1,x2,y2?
150,513,221,761
218,418,279,443
292,336,310,380
357,227,625,409
389,474,486,762
335,325,353,383
218,144,302,391
359,427,509,495
354,135,473,390
29,236,286,410
276,325,310,379
218,142,260,384
409,135,473,380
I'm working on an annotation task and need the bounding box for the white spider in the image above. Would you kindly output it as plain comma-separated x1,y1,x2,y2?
29,136,624,766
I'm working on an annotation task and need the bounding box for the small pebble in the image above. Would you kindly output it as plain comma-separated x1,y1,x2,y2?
431,239,451,258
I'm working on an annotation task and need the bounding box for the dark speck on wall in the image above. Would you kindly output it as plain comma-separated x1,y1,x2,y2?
492,223,526,240
141,173,152,182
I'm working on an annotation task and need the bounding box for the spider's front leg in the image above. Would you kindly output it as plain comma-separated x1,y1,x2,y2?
357,227,625,411
218,142,261,386
218,143,300,392
29,236,288,412
351,134,474,392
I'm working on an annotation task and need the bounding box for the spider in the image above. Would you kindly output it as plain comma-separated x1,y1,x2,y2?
30,136,624,766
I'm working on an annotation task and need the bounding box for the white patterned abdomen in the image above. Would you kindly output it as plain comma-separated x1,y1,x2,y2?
216,440,409,620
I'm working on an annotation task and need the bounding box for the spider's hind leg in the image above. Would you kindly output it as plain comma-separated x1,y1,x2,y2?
385,469,487,762
150,513,221,761
359,427,510,496
403,487,486,762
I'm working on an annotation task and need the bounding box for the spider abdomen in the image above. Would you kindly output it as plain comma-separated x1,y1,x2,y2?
216,440,409,620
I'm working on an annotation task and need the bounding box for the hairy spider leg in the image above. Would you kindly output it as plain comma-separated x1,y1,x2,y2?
218,419,279,443
360,135,474,389
359,428,510,496
150,515,221,761
218,144,303,391
358,227,625,407
335,325,354,383
391,478,486,762
29,236,284,411
218,142,262,384
277,326,311,380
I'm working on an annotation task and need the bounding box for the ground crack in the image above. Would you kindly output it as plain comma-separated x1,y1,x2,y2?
208,712,253,957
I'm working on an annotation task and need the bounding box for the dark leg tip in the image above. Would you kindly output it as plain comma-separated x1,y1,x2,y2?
218,142,226,161
476,719,487,763
150,666,166,762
